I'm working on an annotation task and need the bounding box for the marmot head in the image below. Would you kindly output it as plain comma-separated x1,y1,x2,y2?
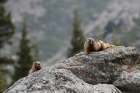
33,61,41,71
86,38,96,46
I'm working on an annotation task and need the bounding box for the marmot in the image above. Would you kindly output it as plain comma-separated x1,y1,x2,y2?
29,61,41,74
84,38,114,54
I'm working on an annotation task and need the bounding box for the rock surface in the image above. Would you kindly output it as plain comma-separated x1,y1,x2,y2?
4,46,140,93
114,69,140,93
55,46,139,84
4,69,122,93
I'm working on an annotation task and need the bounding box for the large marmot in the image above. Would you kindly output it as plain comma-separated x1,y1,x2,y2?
84,38,114,54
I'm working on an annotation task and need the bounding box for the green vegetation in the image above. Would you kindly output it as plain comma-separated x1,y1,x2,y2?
0,0,15,91
67,10,85,57
0,72,6,93
12,21,34,82
0,5,15,48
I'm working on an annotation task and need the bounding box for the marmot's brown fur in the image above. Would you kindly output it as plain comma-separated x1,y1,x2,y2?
84,38,114,54
29,61,41,74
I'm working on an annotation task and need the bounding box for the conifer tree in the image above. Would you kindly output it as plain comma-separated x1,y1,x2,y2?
0,0,15,90
13,21,34,82
67,10,85,57
0,4,15,48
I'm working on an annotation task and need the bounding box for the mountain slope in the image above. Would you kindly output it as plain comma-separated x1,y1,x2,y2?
5,0,140,61
5,0,110,60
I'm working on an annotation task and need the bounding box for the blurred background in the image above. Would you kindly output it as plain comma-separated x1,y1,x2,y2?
0,0,140,92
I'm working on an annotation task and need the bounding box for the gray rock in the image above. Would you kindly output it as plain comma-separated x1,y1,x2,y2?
114,69,140,93
5,46,140,93
55,46,139,84
4,68,122,93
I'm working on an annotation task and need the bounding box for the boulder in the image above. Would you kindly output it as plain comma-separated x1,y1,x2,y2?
4,68,122,93
114,69,140,93
5,46,140,93
55,46,139,84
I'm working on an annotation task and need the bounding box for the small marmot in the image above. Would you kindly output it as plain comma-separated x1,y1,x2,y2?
84,38,114,54
29,61,41,74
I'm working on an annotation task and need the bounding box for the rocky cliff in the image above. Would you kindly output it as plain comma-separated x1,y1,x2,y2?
4,46,140,93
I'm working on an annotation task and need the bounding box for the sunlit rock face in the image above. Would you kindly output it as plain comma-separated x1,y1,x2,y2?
4,46,140,93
